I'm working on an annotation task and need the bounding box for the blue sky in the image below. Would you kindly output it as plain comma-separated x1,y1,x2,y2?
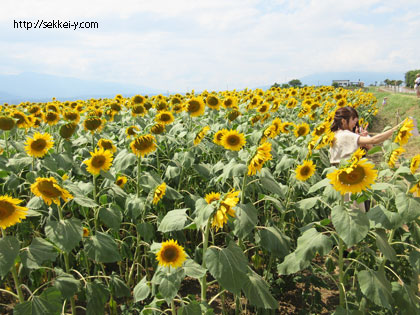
1,0,419,92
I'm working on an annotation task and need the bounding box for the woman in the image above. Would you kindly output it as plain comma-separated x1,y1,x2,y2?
329,106,402,211
415,73,420,98
330,106,401,165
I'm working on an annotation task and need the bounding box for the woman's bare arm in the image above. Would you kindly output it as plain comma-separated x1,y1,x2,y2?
358,123,402,146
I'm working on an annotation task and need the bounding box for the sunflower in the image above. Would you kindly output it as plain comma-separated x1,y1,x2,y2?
194,126,211,146
350,148,366,165
271,118,282,133
206,95,221,110
84,148,113,175
221,129,246,151
156,239,187,268
410,155,420,174
132,94,146,105
131,104,146,117
295,160,316,181
63,110,80,123
97,139,117,153
327,159,378,195
153,182,166,205
0,195,28,229
222,96,237,109
83,227,90,237
280,122,294,134
226,109,241,122
28,105,41,115
186,98,205,117
294,123,310,138
130,134,156,157
388,147,405,168
151,123,166,135
155,111,174,125
11,111,31,129
59,123,78,139
83,117,103,133
409,181,420,197
257,103,270,114
394,118,414,146
155,100,169,111
0,116,16,131
286,98,297,108
248,142,272,176
212,189,240,230
44,111,60,126
205,192,221,204
213,129,228,146
172,103,184,113
24,132,54,158
116,175,128,188
126,126,139,138
31,177,73,205
250,115,261,126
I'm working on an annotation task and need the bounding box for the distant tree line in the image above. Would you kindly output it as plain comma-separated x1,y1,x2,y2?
405,70,420,88
271,79,302,89
383,79,403,88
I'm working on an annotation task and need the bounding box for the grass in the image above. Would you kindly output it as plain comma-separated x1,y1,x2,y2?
368,87,420,158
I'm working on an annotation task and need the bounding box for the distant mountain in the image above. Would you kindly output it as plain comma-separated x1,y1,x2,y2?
299,71,405,86
0,72,166,104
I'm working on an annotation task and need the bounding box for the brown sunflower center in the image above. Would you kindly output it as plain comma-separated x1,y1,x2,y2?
187,100,200,113
162,245,178,262
0,116,15,130
338,166,365,185
207,96,219,106
31,138,47,152
91,155,106,168
224,99,233,107
0,201,14,219
132,105,145,114
100,141,113,150
133,137,153,151
227,135,240,146
37,181,62,198
297,127,307,136
12,113,26,124
300,166,311,177
127,127,137,136
65,112,79,121
60,123,77,139
45,112,58,122
160,113,171,122
132,95,145,104
85,118,102,130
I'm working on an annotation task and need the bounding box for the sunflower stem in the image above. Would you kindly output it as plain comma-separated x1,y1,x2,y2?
93,175,97,203
200,218,212,302
137,156,142,198
1,228,24,304
3,131,9,159
91,133,95,151
338,194,345,308
240,172,248,204
171,300,176,315
56,205,77,314
11,263,24,304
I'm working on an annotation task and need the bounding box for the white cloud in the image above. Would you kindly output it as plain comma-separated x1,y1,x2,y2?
1,0,420,90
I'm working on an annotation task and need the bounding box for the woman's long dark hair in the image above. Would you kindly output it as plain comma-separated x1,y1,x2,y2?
330,106,359,132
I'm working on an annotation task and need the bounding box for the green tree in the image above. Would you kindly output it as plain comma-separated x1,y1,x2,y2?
288,79,302,87
405,69,420,88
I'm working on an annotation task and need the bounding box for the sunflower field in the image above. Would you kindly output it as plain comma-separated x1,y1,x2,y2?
0,86,419,314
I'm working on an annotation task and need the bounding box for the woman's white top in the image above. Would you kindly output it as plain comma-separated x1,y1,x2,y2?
329,129,360,164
